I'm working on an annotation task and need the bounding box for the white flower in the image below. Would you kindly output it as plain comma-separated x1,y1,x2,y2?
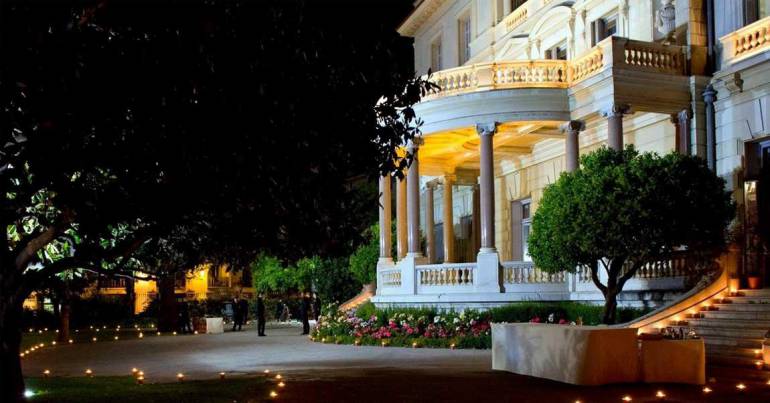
434,316,441,323
453,318,460,324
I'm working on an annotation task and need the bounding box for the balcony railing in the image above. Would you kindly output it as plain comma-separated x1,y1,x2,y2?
98,278,127,289
503,4,528,33
720,15,770,66
416,263,475,286
502,261,566,284
422,37,686,101
379,269,402,288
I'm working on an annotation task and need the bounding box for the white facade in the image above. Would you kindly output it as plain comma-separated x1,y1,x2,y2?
373,0,770,309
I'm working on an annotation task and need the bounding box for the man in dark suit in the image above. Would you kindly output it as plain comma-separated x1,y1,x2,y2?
237,297,249,331
300,293,310,335
231,297,241,331
256,294,266,336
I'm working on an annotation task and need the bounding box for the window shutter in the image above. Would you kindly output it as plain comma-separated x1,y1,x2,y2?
510,201,523,261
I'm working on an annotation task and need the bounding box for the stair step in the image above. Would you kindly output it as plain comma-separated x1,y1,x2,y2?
684,318,770,329
712,303,770,312
708,354,767,369
722,296,770,304
706,345,764,359
699,335,763,348
736,288,770,297
670,325,768,339
708,364,770,381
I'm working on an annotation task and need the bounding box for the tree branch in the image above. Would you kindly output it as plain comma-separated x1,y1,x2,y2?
589,261,607,296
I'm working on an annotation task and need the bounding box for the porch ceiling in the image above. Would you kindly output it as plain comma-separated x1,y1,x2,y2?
419,121,563,175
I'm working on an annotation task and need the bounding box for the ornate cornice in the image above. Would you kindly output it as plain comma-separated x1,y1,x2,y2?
397,0,449,37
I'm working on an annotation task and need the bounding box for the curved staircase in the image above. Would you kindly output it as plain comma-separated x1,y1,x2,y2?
672,288,770,380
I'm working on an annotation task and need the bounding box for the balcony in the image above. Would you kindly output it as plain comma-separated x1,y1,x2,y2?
719,15,770,68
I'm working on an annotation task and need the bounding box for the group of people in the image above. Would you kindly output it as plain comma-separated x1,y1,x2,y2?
231,292,322,337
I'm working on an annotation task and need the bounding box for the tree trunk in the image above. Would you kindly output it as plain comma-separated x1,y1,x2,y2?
57,297,71,343
158,275,178,332
1,296,26,403
602,289,619,324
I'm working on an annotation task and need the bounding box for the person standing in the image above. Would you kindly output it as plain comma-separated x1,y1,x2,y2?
275,299,284,322
300,293,310,335
256,294,266,336
238,296,249,330
312,293,321,322
232,297,241,331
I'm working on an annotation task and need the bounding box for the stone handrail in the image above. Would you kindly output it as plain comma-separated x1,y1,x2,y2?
423,37,685,101
503,4,528,33
502,261,566,284
619,39,686,75
416,263,475,286
379,269,402,287
720,15,770,65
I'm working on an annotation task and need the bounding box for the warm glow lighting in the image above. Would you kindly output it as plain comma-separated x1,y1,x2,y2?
219,372,226,380
92,337,97,342
132,368,138,375
754,349,762,355
278,381,285,388
264,369,270,374
737,383,746,391
138,333,144,338
138,371,144,377
177,373,184,381
412,342,417,348
756,360,764,369
157,332,161,336
672,316,680,322
114,336,119,340
275,374,282,380
20,353,24,358
450,343,456,350
85,369,93,377
24,390,34,398
68,339,73,344
173,331,177,335
52,341,56,345
655,390,666,399
269,391,278,398
622,396,632,402
43,369,50,377
194,331,199,335
137,376,145,384
702,387,712,393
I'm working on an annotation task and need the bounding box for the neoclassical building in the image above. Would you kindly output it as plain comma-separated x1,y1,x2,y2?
372,0,770,311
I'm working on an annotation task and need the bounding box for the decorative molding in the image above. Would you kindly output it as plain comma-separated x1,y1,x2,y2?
600,103,631,118
723,73,744,94
397,0,449,37
560,120,586,133
476,122,499,137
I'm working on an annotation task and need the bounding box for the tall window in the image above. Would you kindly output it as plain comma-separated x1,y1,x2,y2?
591,15,617,46
430,38,442,72
510,199,531,261
458,14,471,65
746,0,770,23
544,42,568,60
511,0,526,12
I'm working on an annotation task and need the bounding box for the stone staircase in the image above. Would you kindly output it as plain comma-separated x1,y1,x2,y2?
671,288,770,380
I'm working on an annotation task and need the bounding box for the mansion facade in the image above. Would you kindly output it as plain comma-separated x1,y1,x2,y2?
372,0,770,309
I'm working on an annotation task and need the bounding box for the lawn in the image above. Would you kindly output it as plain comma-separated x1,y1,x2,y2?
25,376,271,403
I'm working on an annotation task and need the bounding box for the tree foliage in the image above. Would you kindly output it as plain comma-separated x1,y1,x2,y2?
529,147,734,323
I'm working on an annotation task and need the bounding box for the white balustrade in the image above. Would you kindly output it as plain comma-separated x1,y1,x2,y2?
380,269,402,288
502,261,566,284
416,263,475,286
721,15,770,65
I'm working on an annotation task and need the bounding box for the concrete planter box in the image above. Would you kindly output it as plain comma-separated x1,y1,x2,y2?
195,317,224,334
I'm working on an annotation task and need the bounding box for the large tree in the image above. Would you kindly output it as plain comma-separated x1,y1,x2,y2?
1,0,427,400
528,147,734,324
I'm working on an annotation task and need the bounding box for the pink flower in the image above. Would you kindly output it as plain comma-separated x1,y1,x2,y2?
530,317,541,323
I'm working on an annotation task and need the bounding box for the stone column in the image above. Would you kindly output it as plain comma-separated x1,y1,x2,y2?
472,183,481,253
477,123,498,252
678,109,692,155
475,123,502,293
601,103,630,151
703,85,717,171
442,174,455,263
425,183,435,263
562,120,585,172
406,140,422,257
378,175,392,261
396,176,407,259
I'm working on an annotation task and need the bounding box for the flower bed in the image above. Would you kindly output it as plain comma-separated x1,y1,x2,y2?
311,302,651,349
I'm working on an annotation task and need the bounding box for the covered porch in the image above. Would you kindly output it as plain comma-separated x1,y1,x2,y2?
372,36,698,309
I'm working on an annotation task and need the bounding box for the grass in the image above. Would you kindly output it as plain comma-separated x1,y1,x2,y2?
24,376,270,403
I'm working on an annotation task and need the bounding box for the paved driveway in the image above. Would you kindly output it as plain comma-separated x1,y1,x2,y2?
22,324,489,382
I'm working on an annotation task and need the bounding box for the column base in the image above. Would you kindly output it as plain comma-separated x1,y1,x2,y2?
475,250,503,293
377,257,395,268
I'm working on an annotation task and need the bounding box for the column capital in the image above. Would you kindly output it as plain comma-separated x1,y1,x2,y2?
678,108,693,120
702,85,717,104
441,173,457,183
600,103,631,118
475,122,499,137
560,120,585,133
